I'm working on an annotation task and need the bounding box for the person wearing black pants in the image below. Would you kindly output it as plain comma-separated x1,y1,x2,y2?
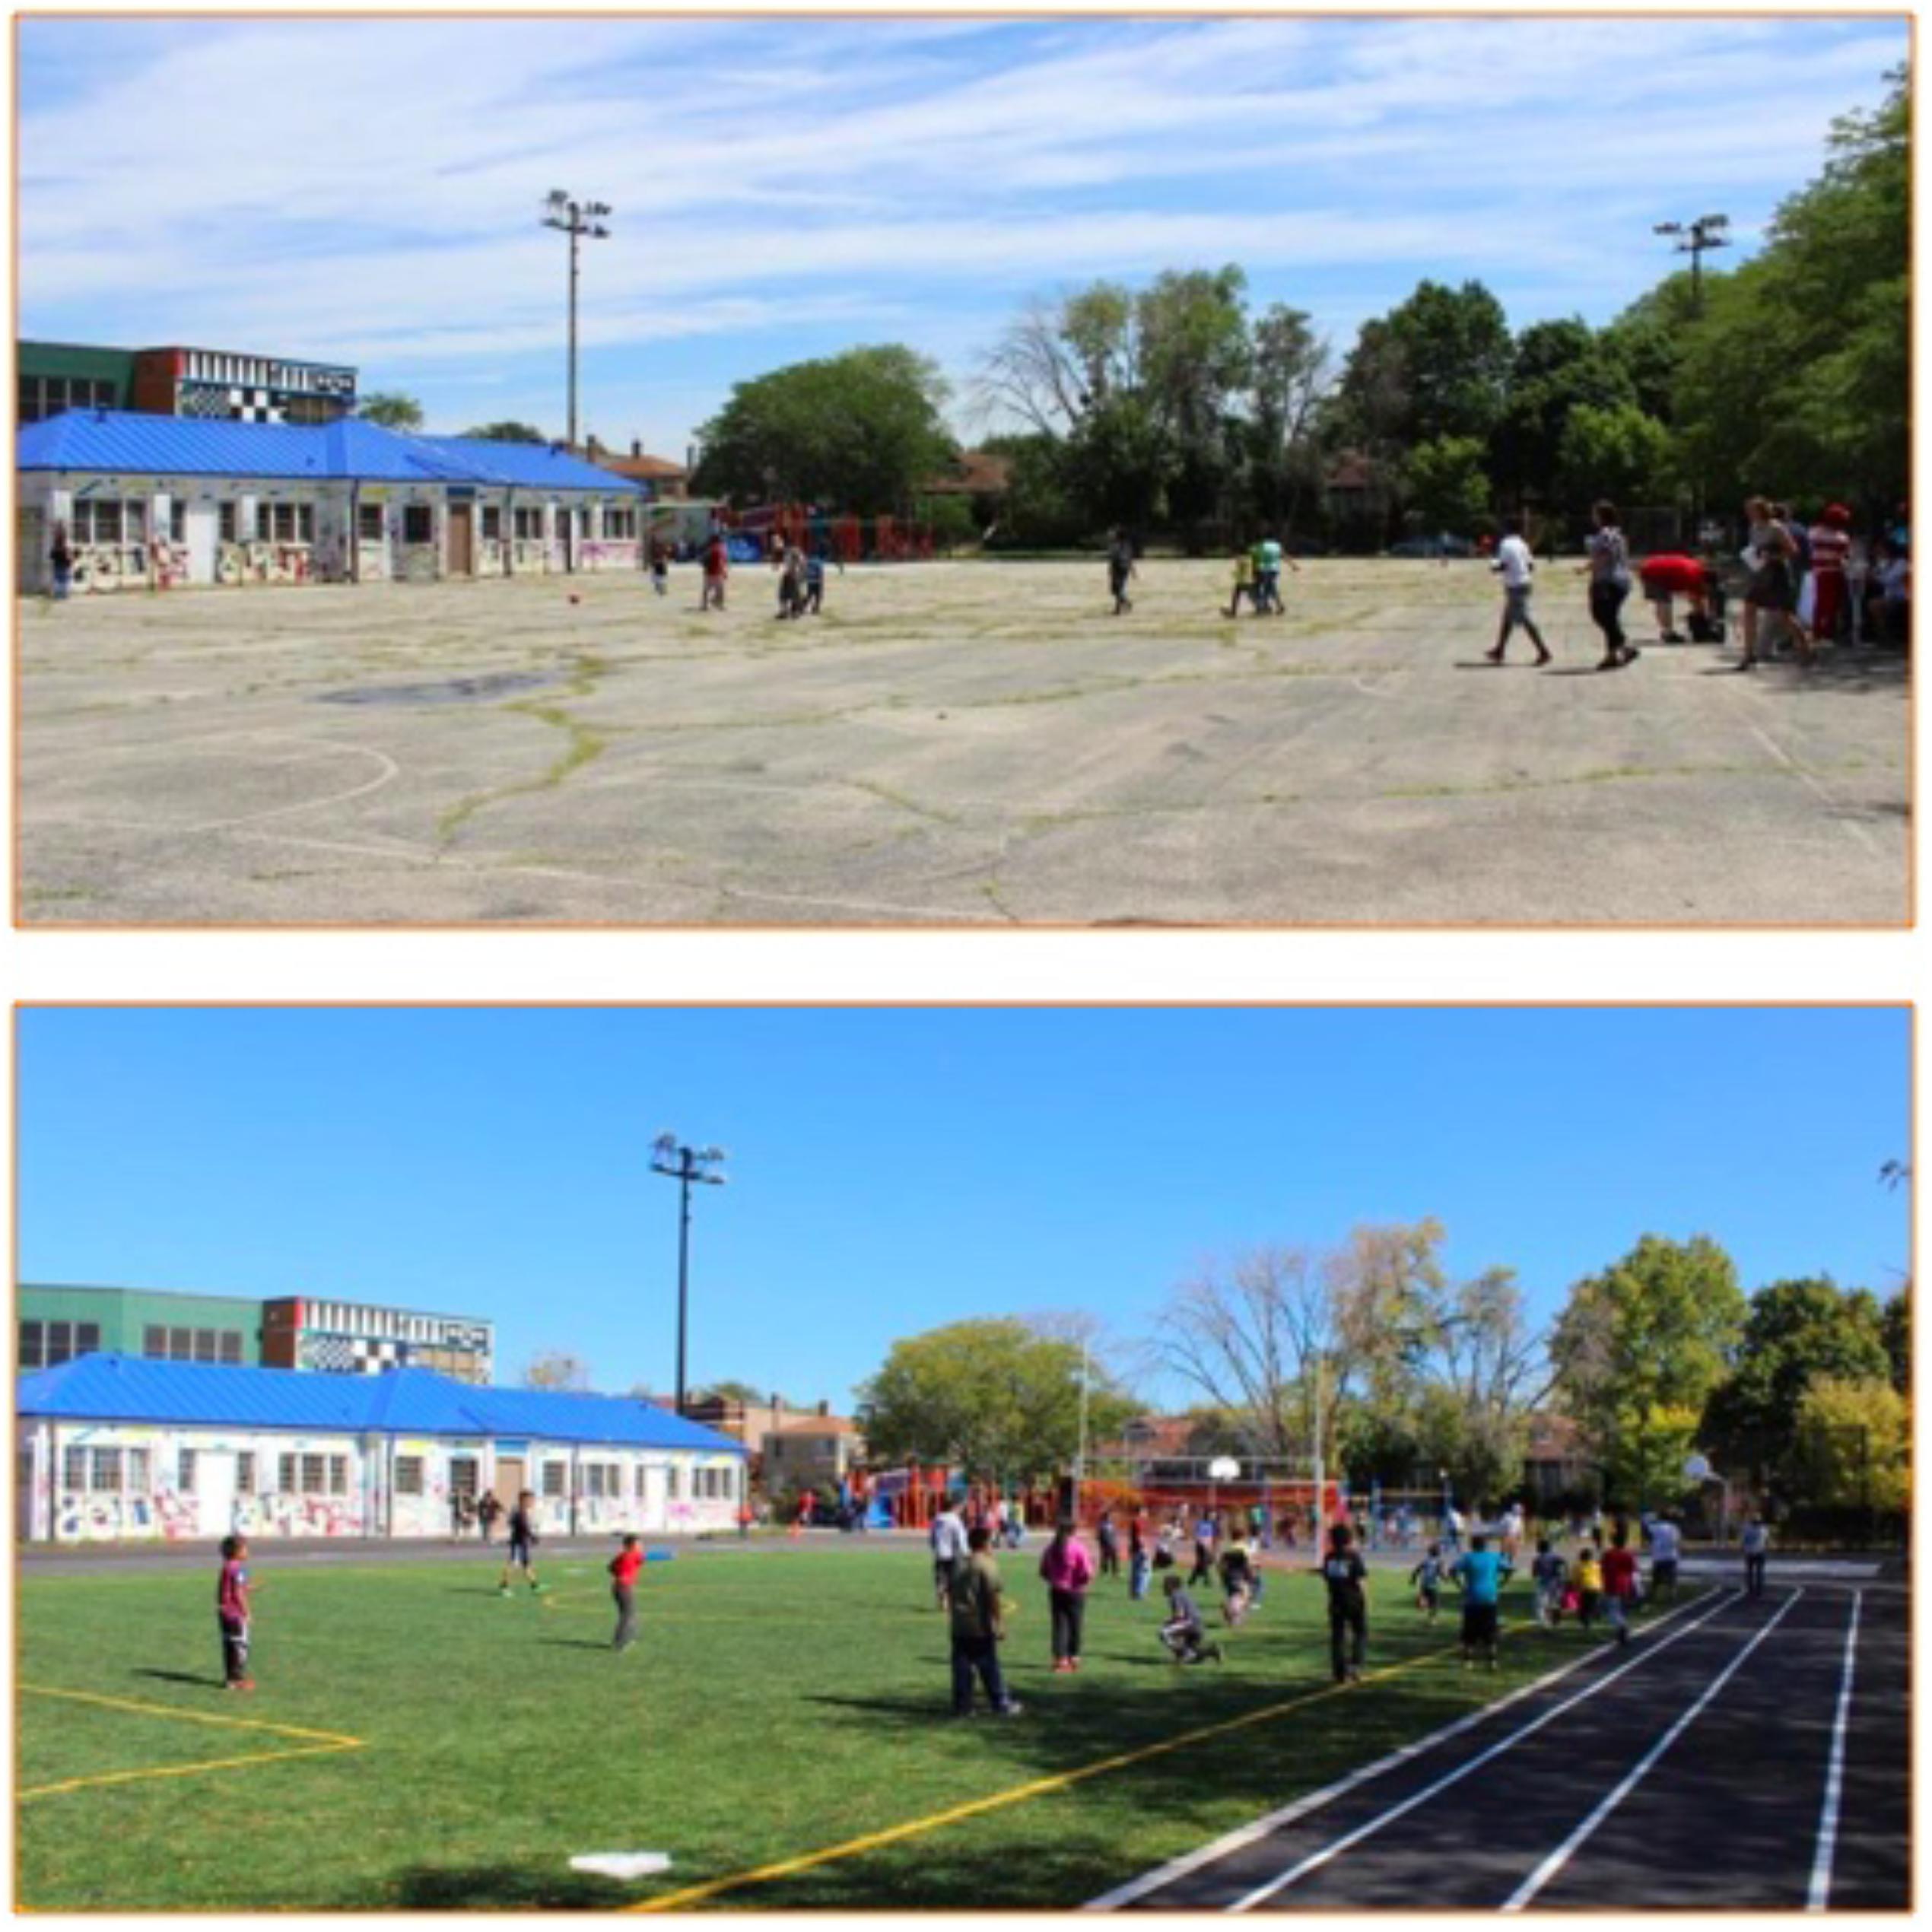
1584,500,1638,671
1039,1517,1096,1673
1097,1512,1121,1578
1319,1521,1368,1685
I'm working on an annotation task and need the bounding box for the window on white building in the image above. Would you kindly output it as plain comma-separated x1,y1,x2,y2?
402,504,434,545
541,1462,566,1498
394,1457,424,1496
178,1449,198,1493
127,1448,150,1492
449,1457,478,1499
218,503,238,545
481,506,503,541
237,1453,256,1495
91,1448,123,1492
357,504,383,543
62,1445,87,1492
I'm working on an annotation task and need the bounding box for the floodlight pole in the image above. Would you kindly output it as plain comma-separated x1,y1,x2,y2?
650,1135,726,1418
542,191,613,450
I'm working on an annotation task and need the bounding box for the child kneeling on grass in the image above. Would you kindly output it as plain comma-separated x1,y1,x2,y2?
1159,1573,1223,1665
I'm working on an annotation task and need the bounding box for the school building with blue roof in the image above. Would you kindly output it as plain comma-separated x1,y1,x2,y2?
15,1352,746,1545
16,408,652,596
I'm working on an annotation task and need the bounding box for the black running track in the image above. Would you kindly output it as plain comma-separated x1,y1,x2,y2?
1100,1579,1907,1911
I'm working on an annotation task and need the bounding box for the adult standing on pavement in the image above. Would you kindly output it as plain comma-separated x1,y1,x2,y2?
1039,1517,1097,1673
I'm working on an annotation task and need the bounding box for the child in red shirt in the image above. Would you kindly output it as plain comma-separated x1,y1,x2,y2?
610,1534,644,1652
216,1534,255,1690
1600,1533,1640,1646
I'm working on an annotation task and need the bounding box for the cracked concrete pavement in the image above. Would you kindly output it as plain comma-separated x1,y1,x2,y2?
17,558,1910,925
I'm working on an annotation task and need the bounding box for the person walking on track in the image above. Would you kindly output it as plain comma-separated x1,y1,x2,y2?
1742,1514,1770,1599
1600,1530,1640,1645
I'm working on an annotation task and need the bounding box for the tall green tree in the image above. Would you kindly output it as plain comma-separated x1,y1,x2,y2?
1380,279,1514,446
462,421,547,443
1791,1374,1908,1514
693,345,955,513
1492,319,1637,512
357,392,424,430
855,1319,1135,1485
1555,402,1674,512
1403,435,1492,535
1700,1277,1889,1477
1549,1235,1748,1507
1673,67,1908,505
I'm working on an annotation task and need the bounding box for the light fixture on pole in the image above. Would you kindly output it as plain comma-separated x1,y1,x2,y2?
1653,213,1730,312
541,189,613,450
649,1133,726,1418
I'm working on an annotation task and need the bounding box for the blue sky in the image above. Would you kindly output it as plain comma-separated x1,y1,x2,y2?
17,17,1906,459
17,1008,1910,1410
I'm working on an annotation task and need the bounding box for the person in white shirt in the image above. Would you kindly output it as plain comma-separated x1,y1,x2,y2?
1485,515,1552,666
1740,1515,1769,1600
1648,1512,1683,1603
930,1504,968,1609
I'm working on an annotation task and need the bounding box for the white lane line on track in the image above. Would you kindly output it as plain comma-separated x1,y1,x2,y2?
1225,1589,1744,1912
1500,1589,1804,1911
1083,1587,1730,1912
1806,1589,1863,1911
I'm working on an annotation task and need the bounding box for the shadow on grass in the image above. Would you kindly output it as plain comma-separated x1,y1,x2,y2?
389,1863,631,1910
761,1613,1595,1910
132,1667,226,1690
540,1638,617,1652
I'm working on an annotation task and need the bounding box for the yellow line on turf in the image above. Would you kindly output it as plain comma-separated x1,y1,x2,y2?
19,1683,364,1747
629,1637,1467,1912
18,1740,361,1802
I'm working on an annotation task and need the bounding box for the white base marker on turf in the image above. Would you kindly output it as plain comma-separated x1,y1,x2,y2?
1227,1588,1743,1911
1501,1590,1803,1911
570,1854,673,1880
1085,1588,1733,1911
1806,1589,1863,1911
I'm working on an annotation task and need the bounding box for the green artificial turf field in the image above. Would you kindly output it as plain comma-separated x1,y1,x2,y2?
17,1543,1666,1910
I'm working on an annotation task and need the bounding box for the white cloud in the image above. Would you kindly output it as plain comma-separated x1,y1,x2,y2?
17,14,1905,451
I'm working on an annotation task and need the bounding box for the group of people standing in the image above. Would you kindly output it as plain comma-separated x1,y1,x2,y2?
1491,498,1909,672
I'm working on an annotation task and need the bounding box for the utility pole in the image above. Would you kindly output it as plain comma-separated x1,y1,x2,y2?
1653,213,1731,314
542,189,612,450
649,1134,726,1417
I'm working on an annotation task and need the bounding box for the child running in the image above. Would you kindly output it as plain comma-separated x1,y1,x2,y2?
1600,1530,1640,1645
1217,1533,1258,1627
1573,1546,1603,1631
497,1489,545,1596
1453,1531,1508,1669
701,530,729,611
610,1533,643,1651
216,1533,255,1691
1158,1572,1224,1665
1319,1521,1368,1684
1531,1538,1568,1627
1486,514,1550,663
1410,1542,1446,1622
